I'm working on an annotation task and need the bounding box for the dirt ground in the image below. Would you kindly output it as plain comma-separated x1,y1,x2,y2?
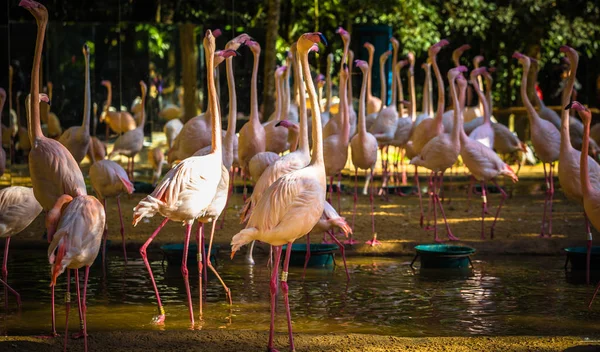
0,331,597,352
6,164,596,258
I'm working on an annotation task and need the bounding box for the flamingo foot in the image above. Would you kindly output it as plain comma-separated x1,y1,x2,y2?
35,333,60,339
71,330,87,339
447,233,460,241
321,239,333,244
434,236,444,243
152,314,166,325
343,238,359,245
424,225,435,231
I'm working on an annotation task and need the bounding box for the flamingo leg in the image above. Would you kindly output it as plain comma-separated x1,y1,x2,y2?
64,270,71,352
281,243,295,352
219,169,235,229
337,173,342,212
0,278,20,306
117,197,127,263
3,237,11,309
366,168,380,246
480,181,487,239
328,231,350,281
139,217,169,324
206,221,232,305
435,173,459,241
490,179,507,240
547,163,555,236
181,224,195,326
424,172,435,230
74,269,88,352
195,224,203,320
540,162,550,237
267,246,282,351
431,172,440,242
585,214,592,285
415,166,424,228
51,283,57,336
352,168,358,231
200,223,207,289
302,234,310,279
362,171,371,196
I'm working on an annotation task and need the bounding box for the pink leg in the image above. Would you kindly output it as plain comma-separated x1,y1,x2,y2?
424,172,436,231
195,224,203,319
547,163,555,236
72,266,90,340
366,169,380,246
219,169,235,230
206,221,233,305
0,278,20,306
432,173,440,242
200,223,208,292
540,163,550,237
267,246,283,351
51,283,57,336
435,176,459,241
328,231,350,281
3,237,11,308
337,173,342,212
415,166,424,228
64,270,71,351
74,269,88,352
352,169,358,231
139,217,169,324
585,214,592,285
181,223,195,326
480,181,487,240
281,243,296,351
490,179,507,240
117,197,128,263
302,234,310,279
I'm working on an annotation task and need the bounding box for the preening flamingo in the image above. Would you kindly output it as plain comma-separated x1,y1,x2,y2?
351,60,379,246
89,159,134,263
100,80,136,138
109,81,147,180
20,0,88,335
47,194,105,352
133,31,232,326
230,32,328,352
514,52,560,237
59,44,92,164
238,39,266,199
0,186,43,306
410,66,464,243
557,47,600,284
163,118,183,149
570,102,600,307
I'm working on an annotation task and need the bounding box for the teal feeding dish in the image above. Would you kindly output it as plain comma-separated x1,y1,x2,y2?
160,243,219,266
412,244,475,269
564,246,600,271
282,243,338,267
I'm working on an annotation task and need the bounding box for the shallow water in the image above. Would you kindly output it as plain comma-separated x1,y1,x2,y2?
1,250,600,338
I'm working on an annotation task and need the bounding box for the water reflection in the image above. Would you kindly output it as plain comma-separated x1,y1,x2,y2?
1,251,600,338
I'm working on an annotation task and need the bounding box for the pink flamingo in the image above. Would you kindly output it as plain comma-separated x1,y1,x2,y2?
363,42,382,116
513,52,560,237
0,186,43,307
351,60,379,246
557,47,600,284
323,27,350,140
570,102,600,306
89,159,134,263
47,194,105,352
409,39,450,226
133,31,231,326
238,39,266,200
87,103,107,164
441,44,471,132
230,32,328,352
263,66,290,154
109,81,147,180
99,80,136,139
458,68,518,239
58,44,92,164
20,0,88,336
468,68,494,148
410,66,465,243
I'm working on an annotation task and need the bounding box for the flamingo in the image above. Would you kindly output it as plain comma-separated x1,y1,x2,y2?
238,39,266,199
570,102,600,307
45,82,63,138
158,88,183,121
320,53,334,126
109,81,147,180
514,52,560,237
557,47,600,284
133,31,231,326
163,118,183,149
263,66,289,154
414,60,434,126
347,49,358,138
363,42,382,116
323,27,351,140
149,147,167,186
89,159,134,263
351,60,379,246
20,0,90,337
87,103,107,164
47,194,105,352
409,66,464,243
441,44,471,131
0,89,6,176
468,68,495,148
59,44,92,164
16,91,33,159
99,80,136,138
3,67,18,161
0,186,43,306
458,68,518,239
240,42,312,264
230,31,328,352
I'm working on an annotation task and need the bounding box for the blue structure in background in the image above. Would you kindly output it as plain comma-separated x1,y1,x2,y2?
355,25,392,106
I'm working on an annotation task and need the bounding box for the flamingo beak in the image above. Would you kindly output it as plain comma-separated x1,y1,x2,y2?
319,33,328,46
230,251,236,260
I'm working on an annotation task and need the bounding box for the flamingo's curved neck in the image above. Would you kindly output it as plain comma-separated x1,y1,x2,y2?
408,66,416,121
366,48,374,100
358,68,368,136
390,53,398,109
225,57,237,147
250,50,260,124
283,62,291,120
293,49,309,156
325,57,332,113
427,65,434,116
431,52,445,127
519,62,539,126
347,50,354,113
581,113,593,197
339,72,350,143
206,44,221,153
272,73,282,122
472,76,490,126
561,55,578,152
29,13,47,142
301,47,323,166
379,55,387,109
450,78,467,144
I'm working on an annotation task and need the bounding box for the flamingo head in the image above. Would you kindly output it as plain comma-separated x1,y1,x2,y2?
19,0,47,21
316,74,325,86
212,28,222,38
298,32,327,52
380,50,392,63
82,44,89,57
470,66,487,82
512,52,529,67
101,80,111,88
39,93,50,105
275,65,287,77
560,45,578,65
390,37,399,50
246,39,261,55
452,44,471,64
448,65,468,81
473,55,484,67
397,59,409,70
218,49,241,59
327,53,334,65
336,27,350,42
226,33,251,51
46,195,74,245
428,39,449,57
567,101,592,125
355,59,368,73
139,81,147,97
275,120,299,133
204,30,216,54
407,52,415,71
363,42,374,52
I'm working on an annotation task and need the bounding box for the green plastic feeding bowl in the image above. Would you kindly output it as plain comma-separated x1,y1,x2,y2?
413,244,476,269
282,243,338,267
160,243,219,266
564,246,600,271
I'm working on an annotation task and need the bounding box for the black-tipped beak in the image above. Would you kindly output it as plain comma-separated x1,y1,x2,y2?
234,50,241,57
343,63,348,70
275,121,283,127
564,102,573,110
47,100,52,106
319,33,328,46
83,44,89,52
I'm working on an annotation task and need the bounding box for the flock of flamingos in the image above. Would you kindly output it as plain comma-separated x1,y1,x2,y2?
2,1,600,351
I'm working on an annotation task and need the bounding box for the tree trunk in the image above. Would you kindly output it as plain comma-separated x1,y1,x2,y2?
180,23,197,123
262,0,281,121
